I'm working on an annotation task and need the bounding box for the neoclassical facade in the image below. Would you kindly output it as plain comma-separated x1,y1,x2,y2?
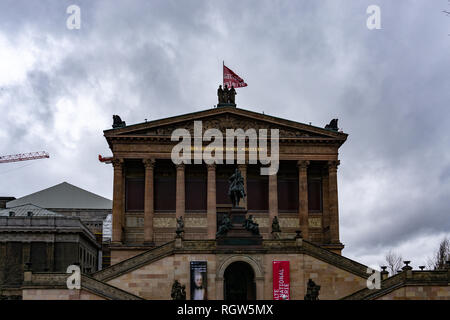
104,106,347,264
18,105,450,300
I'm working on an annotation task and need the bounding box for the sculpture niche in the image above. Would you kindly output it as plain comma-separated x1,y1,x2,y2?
228,168,246,208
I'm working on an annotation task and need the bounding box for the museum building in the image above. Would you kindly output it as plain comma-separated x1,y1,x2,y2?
19,98,450,300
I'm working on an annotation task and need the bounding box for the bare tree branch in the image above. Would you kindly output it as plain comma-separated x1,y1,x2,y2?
385,250,403,276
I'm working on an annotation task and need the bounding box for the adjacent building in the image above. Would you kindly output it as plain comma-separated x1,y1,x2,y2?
0,204,100,298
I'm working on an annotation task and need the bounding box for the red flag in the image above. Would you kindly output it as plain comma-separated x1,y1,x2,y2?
223,64,248,88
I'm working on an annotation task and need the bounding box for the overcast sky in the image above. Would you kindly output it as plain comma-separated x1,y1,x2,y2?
0,0,449,270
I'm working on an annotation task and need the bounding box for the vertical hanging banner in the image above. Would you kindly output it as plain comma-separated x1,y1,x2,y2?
273,261,290,300
190,261,207,300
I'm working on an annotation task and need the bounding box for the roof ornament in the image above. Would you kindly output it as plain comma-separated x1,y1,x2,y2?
325,119,338,131
217,85,237,108
112,115,126,129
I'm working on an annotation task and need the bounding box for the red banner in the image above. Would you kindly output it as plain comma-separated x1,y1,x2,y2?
273,261,290,300
223,65,248,88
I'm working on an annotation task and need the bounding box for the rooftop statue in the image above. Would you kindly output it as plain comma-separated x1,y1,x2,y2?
228,168,246,208
112,115,126,129
217,84,236,105
324,119,338,131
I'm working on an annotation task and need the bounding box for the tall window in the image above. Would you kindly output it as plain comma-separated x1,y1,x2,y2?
126,178,144,211
185,164,207,211
308,165,323,212
125,160,145,211
277,161,299,212
216,165,234,205
154,160,176,211
247,164,268,211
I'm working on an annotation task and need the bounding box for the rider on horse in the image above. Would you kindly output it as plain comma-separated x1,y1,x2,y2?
228,168,246,207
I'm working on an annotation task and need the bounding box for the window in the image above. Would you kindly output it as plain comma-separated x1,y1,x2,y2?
277,161,299,212
125,178,145,211
308,179,322,212
185,165,207,211
247,165,268,211
154,160,176,211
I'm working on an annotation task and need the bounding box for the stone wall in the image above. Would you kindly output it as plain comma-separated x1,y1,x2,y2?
106,251,366,300
107,254,217,300
23,288,106,300
376,285,450,300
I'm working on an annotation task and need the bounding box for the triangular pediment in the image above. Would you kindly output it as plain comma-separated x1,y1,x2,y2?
104,107,346,141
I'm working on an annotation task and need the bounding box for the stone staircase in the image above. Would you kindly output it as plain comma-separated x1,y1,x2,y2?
92,240,176,281
23,272,143,300
342,270,450,300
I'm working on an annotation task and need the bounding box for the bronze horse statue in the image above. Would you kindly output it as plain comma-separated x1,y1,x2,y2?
228,168,246,208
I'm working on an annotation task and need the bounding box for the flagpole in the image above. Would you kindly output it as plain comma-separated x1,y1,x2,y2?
222,60,224,86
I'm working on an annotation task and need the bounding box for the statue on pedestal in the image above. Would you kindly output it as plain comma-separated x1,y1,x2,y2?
304,279,320,300
171,280,186,300
112,115,126,128
175,216,184,238
243,215,260,235
216,214,232,237
217,84,236,105
228,168,246,208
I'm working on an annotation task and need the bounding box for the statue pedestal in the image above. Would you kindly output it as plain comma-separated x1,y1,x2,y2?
217,103,236,108
216,207,263,249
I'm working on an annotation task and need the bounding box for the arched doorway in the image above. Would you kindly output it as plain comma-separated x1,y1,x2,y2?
224,261,256,300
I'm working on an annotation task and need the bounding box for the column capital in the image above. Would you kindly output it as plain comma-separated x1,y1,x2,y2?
112,158,124,169
297,160,310,169
328,160,340,170
175,163,185,170
237,163,247,170
206,163,216,171
143,158,155,169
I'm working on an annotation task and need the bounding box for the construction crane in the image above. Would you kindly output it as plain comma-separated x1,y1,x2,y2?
0,151,50,164
98,154,113,164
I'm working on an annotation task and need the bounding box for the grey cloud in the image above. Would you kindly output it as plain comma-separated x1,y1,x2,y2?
0,0,449,267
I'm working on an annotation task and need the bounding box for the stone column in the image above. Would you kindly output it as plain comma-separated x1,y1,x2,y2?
46,242,54,272
112,158,124,243
176,164,185,219
22,242,31,265
328,160,340,244
238,164,247,209
298,160,309,240
143,158,155,245
268,172,278,224
207,164,216,239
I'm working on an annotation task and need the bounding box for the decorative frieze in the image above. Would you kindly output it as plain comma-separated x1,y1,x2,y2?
279,217,300,228
153,217,176,228
308,217,322,228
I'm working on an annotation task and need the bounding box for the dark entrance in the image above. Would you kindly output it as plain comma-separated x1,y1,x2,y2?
224,261,256,300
